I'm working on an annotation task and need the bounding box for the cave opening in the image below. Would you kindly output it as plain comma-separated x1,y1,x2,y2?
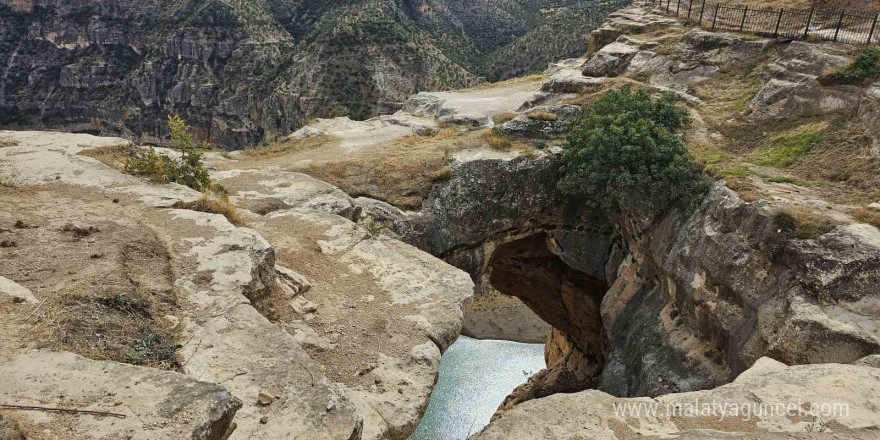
487,232,610,399
411,231,613,439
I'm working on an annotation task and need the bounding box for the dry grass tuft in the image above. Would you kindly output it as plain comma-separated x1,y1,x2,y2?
773,207,840,239
0,138,19,148
0,171,19,188
484,132,514,150
38,289,181,370
853,207,880,228
242,135,339,159
174,187,244,226
493,112,519,125
77,143,131,170
527,111,559,121
0,413,27,440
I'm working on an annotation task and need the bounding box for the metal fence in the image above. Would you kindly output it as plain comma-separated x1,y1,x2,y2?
651,0,880,45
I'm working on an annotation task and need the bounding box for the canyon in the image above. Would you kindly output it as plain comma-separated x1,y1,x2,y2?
0,0,628,149
1,1,880,439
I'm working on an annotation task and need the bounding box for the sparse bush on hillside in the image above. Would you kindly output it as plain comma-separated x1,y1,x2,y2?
558,86,706,214
125,115,211,191
818,47,880,86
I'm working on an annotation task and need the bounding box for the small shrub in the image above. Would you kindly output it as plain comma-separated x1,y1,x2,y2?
357,215,389,238
125,115,211,191
124,145,175,181
559,85,706,215
126,329,181,370
0,138,18,148
328,104,350,118
818,47,880,86
526,111,558,121
101,290,140,313
853,207,880,228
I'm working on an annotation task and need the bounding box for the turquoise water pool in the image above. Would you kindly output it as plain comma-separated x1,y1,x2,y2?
409,335,546,440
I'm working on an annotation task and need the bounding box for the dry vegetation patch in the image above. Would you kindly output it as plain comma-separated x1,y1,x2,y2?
853,207,880,228
465,74,547,92
0,187,182,371
774,207,841,239
77,143,130,170
492,112,519,125
241,135,339,159
681,42,879,207
173,187,244,226
527,111,559,121
0,138,19,148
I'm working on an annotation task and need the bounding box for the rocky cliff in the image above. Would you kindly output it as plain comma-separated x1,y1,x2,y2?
0,0,629,149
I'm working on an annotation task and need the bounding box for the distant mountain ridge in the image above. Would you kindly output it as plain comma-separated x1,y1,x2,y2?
0,0,630,148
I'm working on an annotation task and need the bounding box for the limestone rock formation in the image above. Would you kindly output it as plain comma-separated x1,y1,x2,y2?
0,129,474,440
496,105,582,139
0,351,242,440
749,42,866,120
474,357,880,439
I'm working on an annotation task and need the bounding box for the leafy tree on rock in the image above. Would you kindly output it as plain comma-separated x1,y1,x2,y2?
558,86,706,218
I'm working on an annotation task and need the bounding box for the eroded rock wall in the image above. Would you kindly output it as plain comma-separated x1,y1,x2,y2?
393,149,879,407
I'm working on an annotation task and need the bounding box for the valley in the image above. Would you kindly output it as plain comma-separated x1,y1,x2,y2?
1,1,880,439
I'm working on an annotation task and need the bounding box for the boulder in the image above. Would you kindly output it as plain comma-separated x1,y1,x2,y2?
211,169,357,220
288,126,327,140
854,354,880,368
353,197,411,239
749,41,863,119
496,105,582,139
588,6,679,54
0,276,37,304
0,351,241,440
582,38,643,77
541,72,605,94
275,264,311,295
680,29,776,64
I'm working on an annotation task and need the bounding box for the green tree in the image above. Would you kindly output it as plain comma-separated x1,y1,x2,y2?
125,115,211,192
166,115,211,191
558,86,705,216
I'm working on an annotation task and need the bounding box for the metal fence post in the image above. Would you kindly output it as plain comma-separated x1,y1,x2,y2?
712,4,720,30
686,0,694,23
833,10,845,41
869,13,879,44
740,6,749,31
774,9,784,38
803,7,814,40
699,0,707,26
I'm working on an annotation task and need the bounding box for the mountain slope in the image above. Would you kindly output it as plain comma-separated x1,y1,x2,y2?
0,0,630,148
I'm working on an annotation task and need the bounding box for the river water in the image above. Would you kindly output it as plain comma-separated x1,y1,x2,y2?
409,335,546,440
